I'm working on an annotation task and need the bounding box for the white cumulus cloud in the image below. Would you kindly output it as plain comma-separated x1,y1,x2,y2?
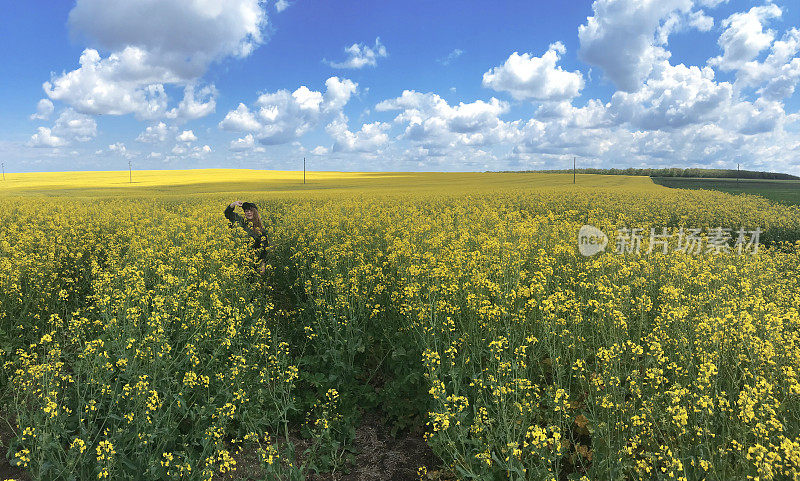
177,130,198,142
376,91,518,150
44,0,267,119
709,4,782,71
230,134,256,151
28,108,97,148
727,27,800,101
688,10,714,32
28,128,67,148
219,77,358,145
30,99,54,120
67,0,267,78
326,116,390,153
136,122,173,143
483,42,584,101
326,37,388,69
44,48,174,119
52,108,98,142
170,144,211,159
166,84,217,121
578,0,696,92
609,62,733,130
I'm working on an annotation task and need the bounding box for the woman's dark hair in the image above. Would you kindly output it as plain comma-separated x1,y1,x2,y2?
243,202,264,234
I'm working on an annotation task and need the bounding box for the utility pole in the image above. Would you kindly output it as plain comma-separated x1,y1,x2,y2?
573,157,576,184
303,157,306,184
737,163,740,185
129,160,132,183
1,162,4,181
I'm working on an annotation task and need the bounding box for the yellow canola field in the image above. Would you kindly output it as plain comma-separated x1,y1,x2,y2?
0,169,657,196
1,170,799,481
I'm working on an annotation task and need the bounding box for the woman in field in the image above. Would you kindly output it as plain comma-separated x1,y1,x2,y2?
224,200,269,275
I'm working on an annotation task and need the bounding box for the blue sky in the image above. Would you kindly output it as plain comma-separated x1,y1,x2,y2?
2,0,800,173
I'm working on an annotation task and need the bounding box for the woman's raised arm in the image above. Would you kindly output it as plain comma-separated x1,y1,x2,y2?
224,201,244,224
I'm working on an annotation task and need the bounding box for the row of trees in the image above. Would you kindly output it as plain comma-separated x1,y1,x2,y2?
494,167,800,180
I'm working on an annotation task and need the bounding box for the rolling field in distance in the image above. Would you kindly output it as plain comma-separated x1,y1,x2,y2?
0,169,660,197
2,169,800,481
652,176,800,206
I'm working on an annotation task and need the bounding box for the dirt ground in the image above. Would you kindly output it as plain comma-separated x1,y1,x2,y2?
311,410,444,481
221,409,449,481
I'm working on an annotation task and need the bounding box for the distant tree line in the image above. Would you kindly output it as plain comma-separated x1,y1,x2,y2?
491,167,800,180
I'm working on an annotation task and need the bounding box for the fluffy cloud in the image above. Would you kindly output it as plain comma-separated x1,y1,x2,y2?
170,144,211,159
700,7,800,102
229,134,255,151
721,97,785,135
44,48,173,119
219,103,262,132
44,0,266,119
166,84,217,121
709,4,782,71
688,10,714,32
45,51,219,122
275,0,291,12
136,122,173,143
30,99,54,120
376,91,518,150
106,142,136,159
483,42,584,101
28,108,97,148
733,28,800,100
535,99,612,129
326,116,390,153
513,118,616,158
177,130,198,142
513,98,791,172
326,38,388,69
321,77,359,111
219,77,357,145
52,108,98,142
608,61,733,130
540,58,784,136
28,128,67,148
578,0,696,92
67,0,267,78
